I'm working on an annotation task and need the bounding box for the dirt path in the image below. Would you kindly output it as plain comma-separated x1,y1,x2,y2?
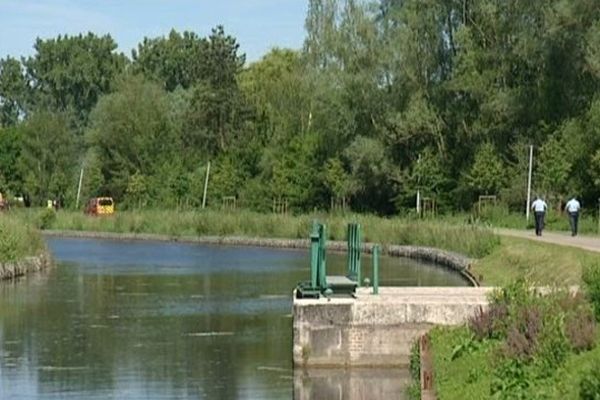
497,228,600,254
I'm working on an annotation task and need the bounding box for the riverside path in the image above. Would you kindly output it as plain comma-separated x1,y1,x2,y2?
497,228,600,254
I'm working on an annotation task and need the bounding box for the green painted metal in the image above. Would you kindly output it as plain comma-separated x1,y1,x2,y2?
297,221,358,298
310,229,319,288
318,223,327,288
374,246,380,294
347,223,361,285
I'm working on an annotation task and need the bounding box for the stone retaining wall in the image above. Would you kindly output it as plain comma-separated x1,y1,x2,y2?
0,251,53,280
293,287,493,368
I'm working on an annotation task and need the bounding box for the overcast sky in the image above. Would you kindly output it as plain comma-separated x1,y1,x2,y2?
0,0,308,63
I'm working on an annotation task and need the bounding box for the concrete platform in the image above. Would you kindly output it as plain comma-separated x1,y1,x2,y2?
293,286,494,367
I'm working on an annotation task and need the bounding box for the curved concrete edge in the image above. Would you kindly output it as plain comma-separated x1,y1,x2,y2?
0,251,53,281
43,230,478,285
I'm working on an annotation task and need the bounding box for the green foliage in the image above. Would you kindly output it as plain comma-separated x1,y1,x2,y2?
87,74,179,200
37,208,57,230
0,57,28,126
537,128,574,199
24,33,127,126
0,216,44,262
3,2,600,214
467,143,506,196
20,112,77,205
583,261,600,321
0,126,23,194
407,340,421,400
432,279,600,399
132,29,208,91
580,360,600,400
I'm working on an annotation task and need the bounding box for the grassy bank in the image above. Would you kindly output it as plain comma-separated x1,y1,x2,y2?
427,273,600,399
471,237,597,287
0,214,45,262
12,208,600,286
16,208,500,259
430,327,600,399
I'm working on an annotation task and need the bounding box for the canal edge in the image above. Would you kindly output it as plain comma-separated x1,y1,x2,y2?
43,229,478,286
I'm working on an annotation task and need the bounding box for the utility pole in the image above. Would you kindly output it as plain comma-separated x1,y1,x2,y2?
416,154,421,216
526,145,533,221
202,161,211,209
75,167,84,209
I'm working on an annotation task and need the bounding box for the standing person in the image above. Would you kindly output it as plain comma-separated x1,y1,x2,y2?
565,196,581,236
531,196,548,236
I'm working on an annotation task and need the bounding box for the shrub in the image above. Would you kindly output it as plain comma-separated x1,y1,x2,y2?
580,361,600,400
0,217,45,262
469,303,508,340
37,208,56,229
565,307,597,353
502,306,542,361
583,261,600,321
407,340,421,400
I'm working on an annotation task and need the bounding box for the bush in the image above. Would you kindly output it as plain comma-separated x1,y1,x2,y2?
37,208,56,229
469,303,508,340
580,361,600,400
565,308,597,353
502,306,543,361
407,340,421,400
583,261,600,321
0,216,45,262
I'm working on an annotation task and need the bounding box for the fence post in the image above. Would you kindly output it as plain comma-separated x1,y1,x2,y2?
373,245,380,295
310,226,319,289
318,224,327,289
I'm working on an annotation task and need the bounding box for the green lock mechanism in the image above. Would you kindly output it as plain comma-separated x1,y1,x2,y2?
296,221,380,299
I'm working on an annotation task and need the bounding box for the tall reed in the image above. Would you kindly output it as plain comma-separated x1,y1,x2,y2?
19,209,499,258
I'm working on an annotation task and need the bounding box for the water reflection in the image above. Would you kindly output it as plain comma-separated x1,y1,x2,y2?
0,238,466,399
294,368,412,400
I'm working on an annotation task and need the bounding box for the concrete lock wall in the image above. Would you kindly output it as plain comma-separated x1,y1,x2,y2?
293,287,493,367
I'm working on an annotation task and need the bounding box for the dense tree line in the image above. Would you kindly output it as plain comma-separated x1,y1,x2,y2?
1,0,600,214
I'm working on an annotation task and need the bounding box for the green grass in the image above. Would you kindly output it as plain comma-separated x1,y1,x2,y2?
12,208,500,259
472,237,598,287
0,214,45,262
10,207,600,286
430,325,600,399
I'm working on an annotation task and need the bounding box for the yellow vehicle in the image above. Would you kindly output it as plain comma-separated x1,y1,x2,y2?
84,197,114,216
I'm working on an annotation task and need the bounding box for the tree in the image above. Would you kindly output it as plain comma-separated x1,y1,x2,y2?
24,33,127,127
132,29,208,91
86,75,179,200
0,57,28,126
344,136,395,213
467,143,506,196
20,112,76,205
0,126,24,194
536,130,574,201
185,27,250,157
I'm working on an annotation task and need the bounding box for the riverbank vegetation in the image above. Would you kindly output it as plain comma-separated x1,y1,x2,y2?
20,209,499,259
16,207,599,287
0,215,44,262
471,237,597,287
428,271,600,399
2,2,600,217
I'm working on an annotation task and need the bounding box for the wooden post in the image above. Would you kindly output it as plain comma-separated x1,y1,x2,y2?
202,161,211,209
526,145,533,222
76,167,84,209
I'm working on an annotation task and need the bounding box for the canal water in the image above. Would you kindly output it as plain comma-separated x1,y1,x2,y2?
0,237,467,399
